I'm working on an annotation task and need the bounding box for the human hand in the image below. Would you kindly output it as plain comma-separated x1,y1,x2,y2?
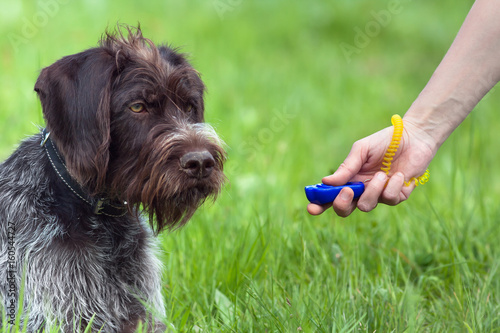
307,120,435,217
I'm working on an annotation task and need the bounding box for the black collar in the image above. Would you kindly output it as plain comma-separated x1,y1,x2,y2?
41,129,128,217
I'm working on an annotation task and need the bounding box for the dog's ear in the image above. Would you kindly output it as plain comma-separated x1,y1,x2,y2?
35,48,114,194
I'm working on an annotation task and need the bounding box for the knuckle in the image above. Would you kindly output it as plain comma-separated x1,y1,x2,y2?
333,202,354,217
384,198,400,206
334,209,349,218
337,162,355,175
357,201,377,212
352,139,364,149
383,190,399,204
335,207,354,218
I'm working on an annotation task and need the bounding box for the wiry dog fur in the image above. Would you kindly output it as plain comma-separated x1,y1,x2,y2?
0,26,225,332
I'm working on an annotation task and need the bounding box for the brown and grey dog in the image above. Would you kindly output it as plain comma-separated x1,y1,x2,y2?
0,26,225,332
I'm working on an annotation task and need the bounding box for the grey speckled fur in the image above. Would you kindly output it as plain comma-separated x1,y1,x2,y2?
0,135,165,332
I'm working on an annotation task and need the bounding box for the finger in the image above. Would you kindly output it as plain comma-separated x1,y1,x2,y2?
307,202,332,215
380,172,405,206
322,142,366,186
357,171,387,212
332,187,357,217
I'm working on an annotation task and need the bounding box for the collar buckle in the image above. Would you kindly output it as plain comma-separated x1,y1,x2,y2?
93,198,107,215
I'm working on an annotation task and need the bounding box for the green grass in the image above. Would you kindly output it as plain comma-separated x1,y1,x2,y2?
2,0,500,332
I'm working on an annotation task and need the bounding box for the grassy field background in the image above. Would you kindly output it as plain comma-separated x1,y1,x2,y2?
2,0,500,332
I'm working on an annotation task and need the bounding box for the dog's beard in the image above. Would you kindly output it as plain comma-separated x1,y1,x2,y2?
110,121,226,234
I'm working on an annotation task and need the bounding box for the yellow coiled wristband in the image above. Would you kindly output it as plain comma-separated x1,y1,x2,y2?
381,114,429,187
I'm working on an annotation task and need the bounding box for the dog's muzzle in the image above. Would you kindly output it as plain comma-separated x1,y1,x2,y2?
180,150,215,179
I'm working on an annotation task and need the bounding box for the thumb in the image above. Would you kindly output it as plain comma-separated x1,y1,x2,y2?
322,143,366,186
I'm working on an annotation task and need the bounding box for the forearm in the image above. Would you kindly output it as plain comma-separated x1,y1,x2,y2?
404,0,500,151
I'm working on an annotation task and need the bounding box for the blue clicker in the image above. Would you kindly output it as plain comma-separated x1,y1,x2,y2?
305,182,365,205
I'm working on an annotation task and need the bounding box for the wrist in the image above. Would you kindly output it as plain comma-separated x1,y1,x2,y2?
402,100,463,154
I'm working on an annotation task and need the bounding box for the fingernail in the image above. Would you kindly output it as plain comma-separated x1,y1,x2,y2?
340,189,350,201
394,172,403,179
376,172,387,181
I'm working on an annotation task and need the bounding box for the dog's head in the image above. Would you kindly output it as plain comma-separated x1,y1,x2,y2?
34,25,226,233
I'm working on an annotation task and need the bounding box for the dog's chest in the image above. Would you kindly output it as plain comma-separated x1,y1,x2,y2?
60,214,150,268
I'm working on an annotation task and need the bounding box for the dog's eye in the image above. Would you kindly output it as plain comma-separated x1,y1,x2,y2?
185,104,194,114
129,103,146,113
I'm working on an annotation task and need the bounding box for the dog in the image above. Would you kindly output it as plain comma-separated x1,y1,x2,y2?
0,26,226,332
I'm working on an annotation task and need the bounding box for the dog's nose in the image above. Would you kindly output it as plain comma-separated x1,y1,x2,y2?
180,150,215,179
